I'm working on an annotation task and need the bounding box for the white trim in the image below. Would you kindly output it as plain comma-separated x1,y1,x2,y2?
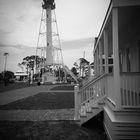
94,3,113,53
104,122,113,140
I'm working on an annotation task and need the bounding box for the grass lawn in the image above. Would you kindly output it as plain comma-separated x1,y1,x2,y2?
0,92,74,110
0,120,107,140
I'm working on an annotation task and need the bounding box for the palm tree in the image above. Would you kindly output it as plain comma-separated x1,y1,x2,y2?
21,55,43,83
22,56,30,74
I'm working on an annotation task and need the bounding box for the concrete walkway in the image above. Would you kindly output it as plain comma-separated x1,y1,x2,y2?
0,85,75,121
0,109,74,121
0,85,52,105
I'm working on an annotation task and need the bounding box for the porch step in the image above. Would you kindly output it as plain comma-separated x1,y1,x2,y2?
79,96,106,125
80,108,103,125
104,106,140,140
114,122,140,140
98,101,105,106
92,106,100,109
105,116,140,140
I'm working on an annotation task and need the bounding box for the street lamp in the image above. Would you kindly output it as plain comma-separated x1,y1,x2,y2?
4,52,9,86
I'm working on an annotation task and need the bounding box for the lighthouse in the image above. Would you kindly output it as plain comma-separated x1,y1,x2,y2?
35,0,78,84
36,0,65,83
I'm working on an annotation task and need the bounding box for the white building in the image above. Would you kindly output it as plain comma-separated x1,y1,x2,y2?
75,0,140,139
14,70,28,81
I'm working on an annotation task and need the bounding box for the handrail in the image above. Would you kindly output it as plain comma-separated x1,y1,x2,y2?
81,94,106,106
80,73,107,92
79,73,107,110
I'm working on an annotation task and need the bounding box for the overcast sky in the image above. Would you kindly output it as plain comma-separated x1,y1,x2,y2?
0,0,110,72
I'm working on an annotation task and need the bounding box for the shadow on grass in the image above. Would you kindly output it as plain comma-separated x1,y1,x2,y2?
0,120,105,140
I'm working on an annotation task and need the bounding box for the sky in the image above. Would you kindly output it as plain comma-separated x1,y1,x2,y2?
0,0,110,72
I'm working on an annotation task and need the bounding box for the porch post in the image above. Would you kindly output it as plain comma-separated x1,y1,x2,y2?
99,41,103,75
94,50,97,76
112,8,121,109
104,30,109,74
97,47,100,76
74,84,80,120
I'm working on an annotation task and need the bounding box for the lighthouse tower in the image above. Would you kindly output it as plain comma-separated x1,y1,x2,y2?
42,0,55,65
36,0,65,83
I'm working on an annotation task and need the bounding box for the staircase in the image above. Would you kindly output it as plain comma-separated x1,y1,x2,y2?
74,74,107,124
79,95,106,125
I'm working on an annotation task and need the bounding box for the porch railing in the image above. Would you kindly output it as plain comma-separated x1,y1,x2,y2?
75,74,107,119
120,72,140,108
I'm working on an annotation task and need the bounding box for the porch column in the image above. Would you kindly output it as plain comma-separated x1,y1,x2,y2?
74,84,80,120
95,50,98,76
104,29,109,74
112,8,121,109
97,47,100,76
99,41,103,75
94,50,97,76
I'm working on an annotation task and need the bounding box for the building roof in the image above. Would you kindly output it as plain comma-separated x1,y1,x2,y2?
14,70,28,76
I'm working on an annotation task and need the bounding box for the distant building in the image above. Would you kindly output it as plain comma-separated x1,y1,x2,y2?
14,70,28,81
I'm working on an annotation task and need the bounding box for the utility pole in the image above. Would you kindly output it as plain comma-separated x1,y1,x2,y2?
4,52,9,86
83,51,85,59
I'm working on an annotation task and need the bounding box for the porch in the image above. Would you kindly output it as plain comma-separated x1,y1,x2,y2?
75,72,140,122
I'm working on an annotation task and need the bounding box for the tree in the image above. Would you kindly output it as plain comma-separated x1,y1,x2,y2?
22,55,41,74
22,56,30,74
73,58,89,78
1,71,14,84
0,73,3,82
71,67,78,76
21,55,45,83
55,67,65,82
